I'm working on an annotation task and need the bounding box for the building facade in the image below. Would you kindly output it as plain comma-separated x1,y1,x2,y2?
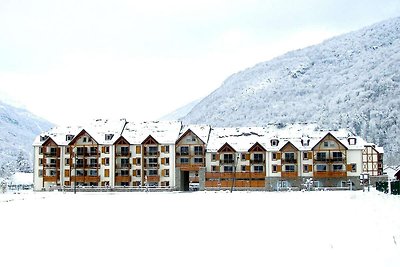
33,121,384,191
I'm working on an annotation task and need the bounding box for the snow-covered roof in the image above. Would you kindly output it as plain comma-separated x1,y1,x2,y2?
179,124,211,144
123,121,182,144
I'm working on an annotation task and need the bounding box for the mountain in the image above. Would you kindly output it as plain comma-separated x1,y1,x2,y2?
160,98,201,121
182,17,400,164
0,100,53,178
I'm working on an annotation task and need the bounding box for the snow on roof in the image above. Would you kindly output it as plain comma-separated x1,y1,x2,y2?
33,119,127,146
179,124,211,144
123,121,182,144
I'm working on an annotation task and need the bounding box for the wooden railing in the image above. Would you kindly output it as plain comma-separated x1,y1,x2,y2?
314,171,347,178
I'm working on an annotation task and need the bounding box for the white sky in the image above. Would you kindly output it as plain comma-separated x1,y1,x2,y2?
0,0,399,125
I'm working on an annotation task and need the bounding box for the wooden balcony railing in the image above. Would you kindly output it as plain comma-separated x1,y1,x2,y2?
314,171,347,178
281,159,297,164
281,171,299,178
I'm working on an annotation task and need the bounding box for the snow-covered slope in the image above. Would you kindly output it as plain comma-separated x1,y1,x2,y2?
160,98,201,121
0,100,53,177
183,17,400,164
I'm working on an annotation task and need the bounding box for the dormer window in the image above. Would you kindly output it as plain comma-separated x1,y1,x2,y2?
66,135,74,141
40,135,49,142
105,134,114,141
271,139,279,146
348,138,357,145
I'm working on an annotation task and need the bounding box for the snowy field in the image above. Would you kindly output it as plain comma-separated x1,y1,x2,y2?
1,190,400,267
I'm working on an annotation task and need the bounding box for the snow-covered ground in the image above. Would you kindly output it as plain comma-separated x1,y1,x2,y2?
1,190,399,267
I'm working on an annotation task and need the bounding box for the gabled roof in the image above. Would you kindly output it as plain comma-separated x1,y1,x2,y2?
69,129,98,145
248,142,266,152
218,142,236,153
142,135,159,145
122,121,182,144
280,141,299,152
42,137,58,147
311,132,348,150
177,125,211,145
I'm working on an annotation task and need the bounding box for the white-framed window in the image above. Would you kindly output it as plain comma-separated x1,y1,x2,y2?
254,165,264,173
303,164,309,173
271,139,279,146
224,166,233,172
165,169,170,177
180,158,189,164
212,166,217,172
212,153,217,161
278,180,288,188
284,165,295,172
272,165,278,173
105,134,114,141
194,146,203,155
333,164,343,171
194,157,203,164
348,138,357,145
351,163,357,172
316,164,327,172
66,135,74,141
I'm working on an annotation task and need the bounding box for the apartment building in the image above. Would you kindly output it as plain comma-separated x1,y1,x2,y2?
33,121,384,191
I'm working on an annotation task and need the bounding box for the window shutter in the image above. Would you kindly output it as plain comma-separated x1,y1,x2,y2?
64,170,70,177
161,158,166,165
132,158,137,165
104,169,110,177
277,165,282,172
102,158,105,165
276,152,281,160
308,165,313,172
308,151,313,160
346,164,352,172
56,148,61,157
161,146,166,153
133,170,137,176
162,169,166,176
216,166,220,172
102,147,105,153
245,154,250,161
245,165,250,172
216,154,220,161
136,146,141,154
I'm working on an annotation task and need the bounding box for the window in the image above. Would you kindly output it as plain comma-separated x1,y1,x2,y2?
272,153,277,161
241,154,246,161
348,138,357,145
285,165,295,172
332,152,343,161
333,164,343,171
121,158,129,167
212,153,217,161
40,135,48,142
83,137,87,143
351,163,357,172
212,166,217,172
165,169,170,177
164,146,170,153
39,147,43,155
65,158,70,166
224,166,233,172
323,141,335,148
39,158,43,166
180,158,189,164
194,157,203,164
316,152,327,161
254,165,264,173
165,157,170,165
77,147,85,156
88,170,97,176
49,170,56,176
148,146,158,154
194,146,203,155
105,158,110,166
50,147,57,156
254,153,264,162
180,146,189,155
316,164,327,172
148,169,158,176
303,152,308,160
223,154,234,163
66,147,70,154
136,170,141,177
272,165,278,173
38,169,43,177
105,134,114,141
66,134,74,141
121,147,130,156
104,146,110,154
271,139,279,146
303,164,309,172
284,152,295,162
241,165,246,172
278,180,288,188
121,170,129,176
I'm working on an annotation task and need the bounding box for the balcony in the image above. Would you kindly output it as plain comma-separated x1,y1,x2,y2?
281,171,299,178
144,163,159,169
44,163,57,168
281,158,297,164
86,163,99,168
116,163,131,169
176,163,205,171
115,176,131,183
314,171,347,178
220,159,234,165
205,172,266,179
85,152,100,157
145,176,160,183
43,176,58,182
44,152,58,157
250,159,265,164
116,152,131,157
72,176,100,183
144,151,159,157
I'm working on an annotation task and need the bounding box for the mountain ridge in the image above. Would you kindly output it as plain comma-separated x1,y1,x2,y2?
182,17,400,164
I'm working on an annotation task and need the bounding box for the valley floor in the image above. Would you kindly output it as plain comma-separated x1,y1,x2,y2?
0,190,399,267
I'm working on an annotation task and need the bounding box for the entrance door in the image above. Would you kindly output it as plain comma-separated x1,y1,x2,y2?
182,171,190,191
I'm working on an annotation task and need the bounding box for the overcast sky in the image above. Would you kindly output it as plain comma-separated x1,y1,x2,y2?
0,0,399,125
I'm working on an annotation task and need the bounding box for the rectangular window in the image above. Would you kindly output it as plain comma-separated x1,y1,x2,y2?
272,153,277,161
121,170,129,176
105,158,110,166
284,165,295,172
136,169,141,177
148,169,158,176
194,157,203,164
351,163,357,172
77,147,85,156
194,146,203,155
39,147,43,155
65,158,70,166
278,180,288,188
66,147,70,154
38,169,43,177
180,146,189,155
316,164,327,172
223,154,234,163
104,146,110,154
165,146,170,153
316,152,327,161
303,164,309,173
254,165,264,173
333,164,343,171
212,153,217,161
89,170,97,176
165,169,170,177
272,165,278,173
39,158,43,166
303,152,308,160
165,157,170,165
212,166,217,172
180,158,189,164
121,147,129,156
224,166,233,172
332,152,343,161
271,139,279,146
241,154,246,161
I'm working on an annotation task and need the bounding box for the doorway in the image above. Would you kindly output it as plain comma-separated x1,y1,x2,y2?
182,171,190,191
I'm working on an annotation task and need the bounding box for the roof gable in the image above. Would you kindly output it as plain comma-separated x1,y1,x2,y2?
69,129,98,145
280,141,299,152
218,142,236,153
248,142,266,152
176,129,206,145
42,137,58,147
312,132,347,150
114,136,130,145
142,135,159,145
